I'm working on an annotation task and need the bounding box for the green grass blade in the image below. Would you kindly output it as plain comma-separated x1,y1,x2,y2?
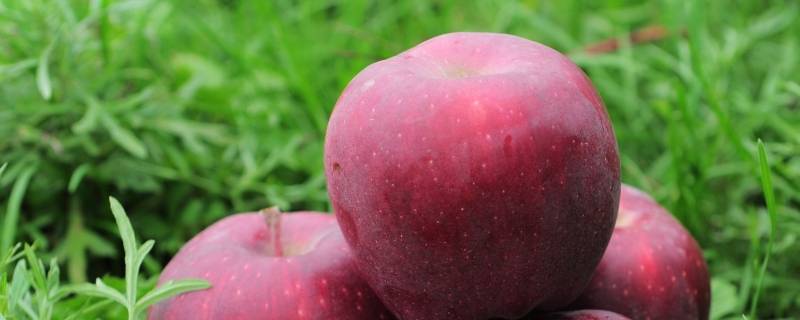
36,38,56,101
99,112,148,159
67,164,91,193
748,140,778,317
1,167,36,264
687,0,750,163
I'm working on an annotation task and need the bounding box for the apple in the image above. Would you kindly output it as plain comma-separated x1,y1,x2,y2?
325,32,620,319
148,209,394,320
528,310,630,320
569,185,710,319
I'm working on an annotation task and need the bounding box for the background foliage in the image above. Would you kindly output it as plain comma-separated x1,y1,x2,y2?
1,0,798,318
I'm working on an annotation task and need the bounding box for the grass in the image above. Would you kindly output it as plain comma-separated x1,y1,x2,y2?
0,0,798,318
1,196,208,319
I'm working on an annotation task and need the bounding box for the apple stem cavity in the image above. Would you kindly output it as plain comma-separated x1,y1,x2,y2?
261,207,284,257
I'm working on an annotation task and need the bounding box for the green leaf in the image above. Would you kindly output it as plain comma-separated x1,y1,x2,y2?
134,240,154,275
19,302,37,320
22,244,47,292
108,196,139,310
68,164,91,193
134,279,211,314
100,112,148,159
0,58,37,80
0,163,6,178
1,166,36,264
711,278,738,320
70,279,127,307
72,100,101,134
108,197,137,264
36,38,56,101
62,299,115,320
47,258,60,296
749,139,778,317
8,260,30,315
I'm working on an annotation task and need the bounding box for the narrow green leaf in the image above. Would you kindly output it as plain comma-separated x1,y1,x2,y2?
19,301,37,320
749,139,778,318
1,243,21,268
134,279,211,314
63,299,115,320
100,112,148,158
51,285,73,303
22,244,46,292
0,163,7,177
1,167,36,262
83,229,117,257
0,58,37,79
108,196,138,313
710,278,738,319
108,197,137,262
8,260,30,314
68,164,91,193
36,39,56,101
72,99,101,134
70,280,127,307
47,258,60,296
134,240,154,274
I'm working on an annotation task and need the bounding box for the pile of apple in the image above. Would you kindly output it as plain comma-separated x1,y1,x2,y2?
149,33,710,320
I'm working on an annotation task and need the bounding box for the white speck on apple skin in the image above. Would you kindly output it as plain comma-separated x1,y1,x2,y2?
361,79,375,91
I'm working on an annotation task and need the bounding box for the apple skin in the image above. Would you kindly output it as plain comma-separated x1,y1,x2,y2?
325,32,620,319
148,212,394,320
528,310,630,320
569,185,711,320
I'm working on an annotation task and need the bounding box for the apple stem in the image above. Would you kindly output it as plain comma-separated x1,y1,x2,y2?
261,206,283,257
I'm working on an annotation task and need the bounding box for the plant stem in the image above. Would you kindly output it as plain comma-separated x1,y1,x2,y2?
261,207,283,257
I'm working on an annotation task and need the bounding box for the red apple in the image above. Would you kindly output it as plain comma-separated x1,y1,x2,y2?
324,32,620,319
148,209,394,320
569,185,710,319
529,310,630,320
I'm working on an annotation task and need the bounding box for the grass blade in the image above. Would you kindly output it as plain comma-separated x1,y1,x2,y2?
748,140,778,317
1,167,36,263
36,38,56,101
100,112,148,159
67,164,91,193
